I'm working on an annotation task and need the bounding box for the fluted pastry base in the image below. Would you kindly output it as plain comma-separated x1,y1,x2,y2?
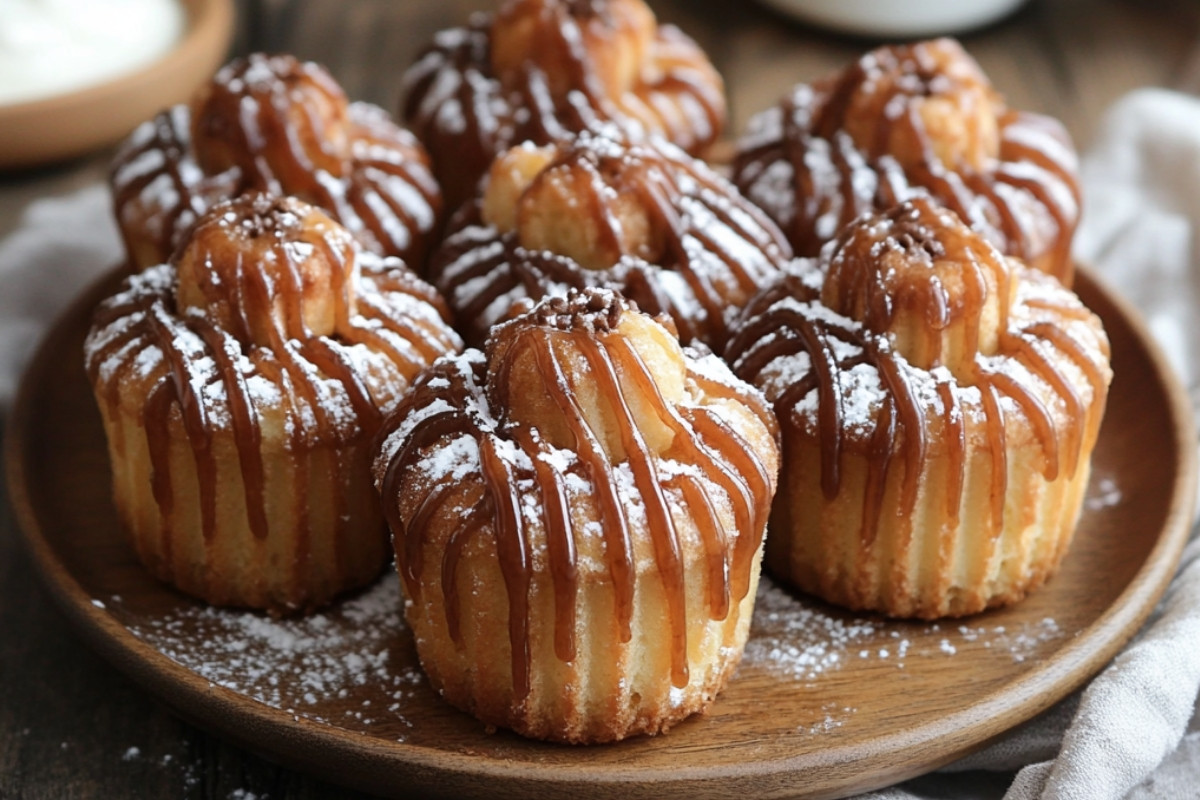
768,406,1098,620
98,397,388,614
408,529,763,744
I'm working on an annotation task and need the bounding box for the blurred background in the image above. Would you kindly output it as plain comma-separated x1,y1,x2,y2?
3,0,1200,240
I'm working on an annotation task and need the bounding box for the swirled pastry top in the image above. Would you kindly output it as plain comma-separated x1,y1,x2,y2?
402,0,726,208
732,38,1081,284
111,53,443,271
374,287,779,699
86,195,463,515
726,198,1110,533
430,129,791,349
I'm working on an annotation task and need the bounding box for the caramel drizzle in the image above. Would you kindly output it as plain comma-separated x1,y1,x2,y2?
86,258,457,600
381,331,773,701
734,78,1080,283
727,273,1105,548
112,100,440,269
402,5,724,207
430,144,789,348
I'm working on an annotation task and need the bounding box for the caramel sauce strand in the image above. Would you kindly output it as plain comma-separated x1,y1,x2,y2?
935,380,966,520
1006,327,1085,476
860,396,895,549
1026,320,1109,464
688,371,780,445
145,305,219,544
478,434,534,702
516,427,579,663
144,380,178,580
978,379,1009,531
300,339,382,428
795,315,845,499
780,96,817,253
343,316,422,376
830,134,866,242
698,165,792,260
963,170,1025,261
612,337,758,608
589,336,689,687
381,406,473,597
670,475,730,620
112,111,197,263
530,333,637,642
257,354,314,594
633,167,729,343
580,157,626,258
441,497,492,646
985,367,1060,482
191,318,270,540
682,407,770,603
872,346,927,516
317,229,355,333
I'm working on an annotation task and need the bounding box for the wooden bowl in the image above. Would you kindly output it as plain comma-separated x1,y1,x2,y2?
0,0,234,171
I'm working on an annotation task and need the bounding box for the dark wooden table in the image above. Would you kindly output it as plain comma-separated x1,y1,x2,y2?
3,1,1199,797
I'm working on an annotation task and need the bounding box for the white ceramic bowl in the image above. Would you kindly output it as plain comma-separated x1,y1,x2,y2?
0,0,234,171
756,0,1029,38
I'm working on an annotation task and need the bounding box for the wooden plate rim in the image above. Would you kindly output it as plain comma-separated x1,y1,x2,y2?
5,265,1196,798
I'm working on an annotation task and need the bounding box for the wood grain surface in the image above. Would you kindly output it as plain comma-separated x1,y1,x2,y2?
3,1,1200,799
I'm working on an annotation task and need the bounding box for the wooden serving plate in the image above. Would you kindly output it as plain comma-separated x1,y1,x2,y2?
7,266,1195,800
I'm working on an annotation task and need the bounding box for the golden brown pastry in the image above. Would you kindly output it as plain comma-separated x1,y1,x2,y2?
733,38,1081,284
403,0,726,208
430,128,791,349
726,198,1110,619
85,194,463,613
112,53,442,271
374,288,779,742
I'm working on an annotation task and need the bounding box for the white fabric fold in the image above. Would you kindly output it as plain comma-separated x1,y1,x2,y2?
0,182,120,405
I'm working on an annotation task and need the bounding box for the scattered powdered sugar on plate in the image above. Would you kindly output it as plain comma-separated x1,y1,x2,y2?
1085,474,1123,511
119,577,425,732
743,578,879,681
744,577,1067,683
103,573,1065,743
802,702,859,735
950,618,1064,663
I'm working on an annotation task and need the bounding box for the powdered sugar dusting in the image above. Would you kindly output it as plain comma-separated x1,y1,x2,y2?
1085,474,1122,511
744,576,1067,683
119,578,425,734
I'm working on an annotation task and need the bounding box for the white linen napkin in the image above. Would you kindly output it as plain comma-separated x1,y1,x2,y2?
0,182,120,405
0,88,1198,799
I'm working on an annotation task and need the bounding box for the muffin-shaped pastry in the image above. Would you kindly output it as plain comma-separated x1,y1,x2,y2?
85,194,463,613
403,0,726,208
112,53,442,271
431,128,791,350
726,198,1110,619
374,288,779,742
733,39,1080,285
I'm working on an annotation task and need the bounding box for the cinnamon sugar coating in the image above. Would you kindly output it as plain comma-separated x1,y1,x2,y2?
86,195,462,613
403,0,726,208
112,53,442,271
726,198,1110,619
374,288,779,742
430,130,791,350
733,39,1080,284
